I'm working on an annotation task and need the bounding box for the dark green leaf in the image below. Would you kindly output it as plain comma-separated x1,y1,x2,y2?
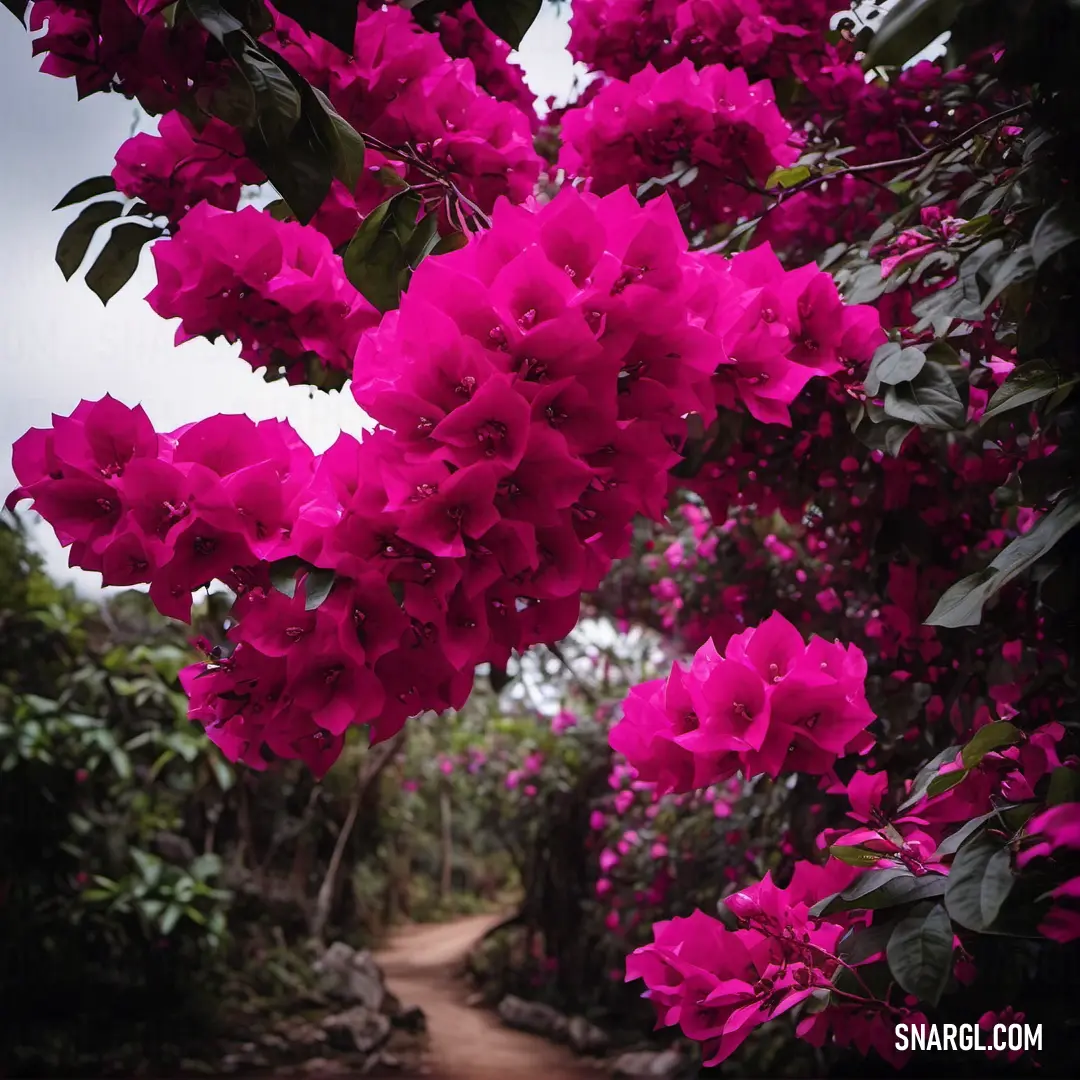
981,245,1035,308
54,175,117,211
472,0,542,48
935,811,997,858
960,721,1021,769
813,868,948,916
865,343,925,397
1046,767,1080,807
343,194,417,311
926,768,969,798
237,45,303,147
269,555,308,598
829,844,887,867
1031,203,1080,269
864,0,962,68
837,919,896,965
925,495,1080,627
402,212,440,269
884,361,965,430
981,360,1069,424
303,568,336,611
308,87,366,190
264,199,294,221
55,201,125,280
431,231,470,257
900,721,953,777
84,223,162,304
268,0,360,53
945,836,1015,931
184,0,244,39
885,901,954,1006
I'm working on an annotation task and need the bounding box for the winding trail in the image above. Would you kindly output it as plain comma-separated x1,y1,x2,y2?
374,913,601,1080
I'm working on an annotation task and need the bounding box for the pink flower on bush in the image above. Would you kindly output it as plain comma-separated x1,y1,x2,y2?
559,59,797,228
609,611,876,791
112,111,263,225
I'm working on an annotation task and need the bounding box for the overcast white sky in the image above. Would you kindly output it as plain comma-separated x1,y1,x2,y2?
0,3,581,594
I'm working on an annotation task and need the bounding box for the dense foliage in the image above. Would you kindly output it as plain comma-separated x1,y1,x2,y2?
6,0,1080,1075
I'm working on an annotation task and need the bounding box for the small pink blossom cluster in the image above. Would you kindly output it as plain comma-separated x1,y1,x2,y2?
559,59,797,228
434,2,537,125
112,111,264,225
624,860,928,1067
703,244,884,425
1019,802,1080,942
266,4,540,213
146,202,379,380
29,0,215,112
609,612,876,791
568,0,833,82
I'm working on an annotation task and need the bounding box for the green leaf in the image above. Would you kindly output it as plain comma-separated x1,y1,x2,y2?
55,201,125,280
883,361,965,430
960,721,1021,769
84,223,162,304
899,745,962,811
885,901,954,1006
864,343,925,398
237,45,304,147
184,0,243,39
981,360,1071,424
303,568,336,611
1031,203,1080,270
160,902,184,935
1046,767,1080,807
813,868,948,916
766,164,812,190
472,0,542,48
308,87,366,190
431,231,470,257
269,555,308,598
925,495,1080,627
342,193,418,311
264,198,294,221
268,0,360,53
945,836,1015,931
926,768,969,798
935,811,998,859
837,919,897,965
54,175,117,211
864,0,962,69
402,212,441,269
829,844,887,867
981,245,1035,309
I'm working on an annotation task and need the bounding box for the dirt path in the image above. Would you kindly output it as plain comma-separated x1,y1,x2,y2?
374,913,601,1080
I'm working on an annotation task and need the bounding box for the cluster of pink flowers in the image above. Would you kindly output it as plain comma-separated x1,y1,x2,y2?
569,0,834,82
610,611,877,791
434,1,537,125
112,112,264,225
266,4,540,214
559,59,797,227
145,202,378,380
705,244,883,425
623,859,927,1067
11,187,878,775
29,0,216,111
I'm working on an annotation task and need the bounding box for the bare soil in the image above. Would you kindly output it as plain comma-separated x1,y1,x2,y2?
370,913,602,1080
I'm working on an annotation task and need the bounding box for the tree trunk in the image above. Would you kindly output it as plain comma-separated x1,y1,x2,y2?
310,730,406,946
439,786,453,901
